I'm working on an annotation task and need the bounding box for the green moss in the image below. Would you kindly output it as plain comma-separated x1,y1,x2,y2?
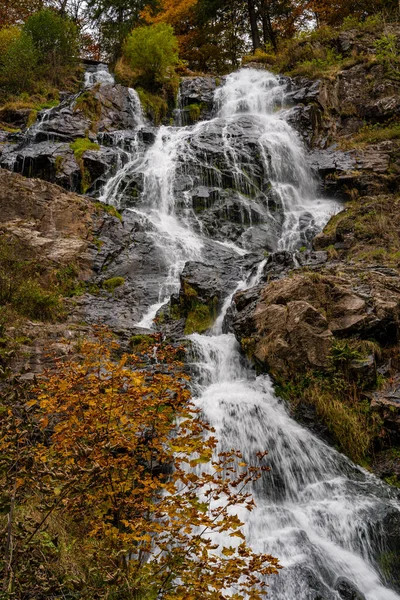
103,277,125,293
184,103,201,122
74,90,102,130
70,138,100,194
54,155,64,174
70,137,100,160
137,88,168,125
26,108,38,127
184,304,214,335
94,201,123,222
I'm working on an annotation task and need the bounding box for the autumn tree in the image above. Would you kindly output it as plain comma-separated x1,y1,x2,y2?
1,333,280,598
0,0,43,28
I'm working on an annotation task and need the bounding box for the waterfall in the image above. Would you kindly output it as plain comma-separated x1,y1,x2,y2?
99,69,400,599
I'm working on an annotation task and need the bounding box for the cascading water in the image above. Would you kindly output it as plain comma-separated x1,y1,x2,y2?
99,69,400,599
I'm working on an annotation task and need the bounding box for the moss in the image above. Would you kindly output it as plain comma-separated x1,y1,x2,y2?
130,334,157,353
26,109,38,127
184,303,214,335
94,201,122,222
54,155,64,174
103,277,125,293
74,90,101,130
137,88,168,125
184,103,201,122
70,138,100,194
70,137,100,160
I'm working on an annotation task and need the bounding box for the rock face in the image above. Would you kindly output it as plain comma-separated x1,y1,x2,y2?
0,168,93,271
0,83,145,194
178,76,218,124
231,266,400,378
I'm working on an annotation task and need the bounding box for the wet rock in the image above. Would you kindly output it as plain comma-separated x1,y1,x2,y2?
0,140,125,193
371,378,400,444
179,76,217,123
28,83,142,144
377,507,400,592
335,577,366,600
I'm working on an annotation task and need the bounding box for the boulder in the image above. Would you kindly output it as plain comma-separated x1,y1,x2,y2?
178,76,217,124
231,268,400,377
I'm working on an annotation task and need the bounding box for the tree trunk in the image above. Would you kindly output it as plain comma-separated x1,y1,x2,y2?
261,0,277,51
247,0,261,52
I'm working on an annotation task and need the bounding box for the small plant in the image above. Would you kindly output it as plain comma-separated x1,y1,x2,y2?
103,276,125,293
95,201,122,222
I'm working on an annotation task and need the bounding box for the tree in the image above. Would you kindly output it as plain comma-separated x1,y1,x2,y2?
86,0,157,62
0,27,38,93
1,333,280,598
123,23,179,89
0,0,43,28
24,8,79,71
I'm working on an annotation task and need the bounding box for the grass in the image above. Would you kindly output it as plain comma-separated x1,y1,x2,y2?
74,89,102,130
319,194,400,266
0,236,63,322
340,122,400,149
137,88,168,125
241,15,394,80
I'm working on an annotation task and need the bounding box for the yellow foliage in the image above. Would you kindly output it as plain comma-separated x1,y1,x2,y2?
0,329,281,598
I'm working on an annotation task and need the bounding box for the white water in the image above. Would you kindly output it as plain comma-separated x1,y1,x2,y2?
99,69,400,598
84,63,115,87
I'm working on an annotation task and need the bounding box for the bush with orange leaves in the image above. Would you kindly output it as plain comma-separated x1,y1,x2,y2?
0,332,280,598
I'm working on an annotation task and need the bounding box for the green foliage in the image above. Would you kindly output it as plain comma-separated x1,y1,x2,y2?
329,339,362,373
0,237,62,321
24,9,79,70
0,28,38,94
103,276,125,293
74,90,102,128
375,34,398,65
95,201,123,222
184,303,214,335
184,103,201,122
70,138,100,193
123,23,179,90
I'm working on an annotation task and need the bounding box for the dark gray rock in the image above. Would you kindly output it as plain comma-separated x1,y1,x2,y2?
0,140,126,193
178,76,217,124
335,577,366,600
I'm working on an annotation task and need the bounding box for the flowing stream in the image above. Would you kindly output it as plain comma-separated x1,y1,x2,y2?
100,69,400,599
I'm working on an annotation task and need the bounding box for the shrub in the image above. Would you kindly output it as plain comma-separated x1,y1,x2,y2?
123,23,179,90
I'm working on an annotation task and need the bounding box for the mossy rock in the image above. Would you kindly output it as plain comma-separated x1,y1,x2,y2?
103,277,125,293
184,303,214,335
